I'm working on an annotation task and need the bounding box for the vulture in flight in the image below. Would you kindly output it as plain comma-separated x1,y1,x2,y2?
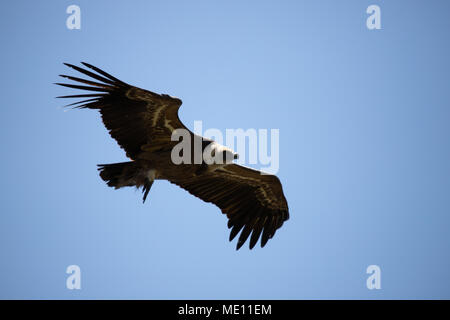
56,63,289,250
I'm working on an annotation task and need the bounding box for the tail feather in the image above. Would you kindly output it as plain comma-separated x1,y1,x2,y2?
97,161,153,203
142,180,153,203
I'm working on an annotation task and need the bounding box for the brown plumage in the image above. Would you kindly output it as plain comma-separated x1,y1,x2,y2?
57,62,289,250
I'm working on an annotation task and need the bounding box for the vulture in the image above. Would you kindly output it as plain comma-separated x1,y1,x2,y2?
56,63,289,250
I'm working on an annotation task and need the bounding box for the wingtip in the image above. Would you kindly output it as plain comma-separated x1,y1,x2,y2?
236,240,245,250
260,237,269,248
81,61,93,68
63,62,76,68
229,226,241,242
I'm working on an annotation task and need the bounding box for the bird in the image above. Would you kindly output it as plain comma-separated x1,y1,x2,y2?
56,62,289,250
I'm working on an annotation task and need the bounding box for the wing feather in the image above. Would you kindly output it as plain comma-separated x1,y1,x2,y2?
170,164,289,249
56,63,188,159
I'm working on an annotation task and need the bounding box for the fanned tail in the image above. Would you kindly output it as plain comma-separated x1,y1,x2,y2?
97,161,154,203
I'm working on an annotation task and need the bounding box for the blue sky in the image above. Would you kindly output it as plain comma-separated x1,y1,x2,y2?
1,0,449,299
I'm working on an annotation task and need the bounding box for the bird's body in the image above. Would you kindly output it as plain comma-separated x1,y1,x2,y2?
57,63,289,250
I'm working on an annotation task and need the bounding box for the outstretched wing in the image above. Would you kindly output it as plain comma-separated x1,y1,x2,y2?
56,62,188,159
170,164,289,250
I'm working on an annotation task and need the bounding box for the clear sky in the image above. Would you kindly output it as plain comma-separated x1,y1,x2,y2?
1,0,449,299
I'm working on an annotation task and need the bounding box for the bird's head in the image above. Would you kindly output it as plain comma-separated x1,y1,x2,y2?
223,149,239,163
204,143,239,165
